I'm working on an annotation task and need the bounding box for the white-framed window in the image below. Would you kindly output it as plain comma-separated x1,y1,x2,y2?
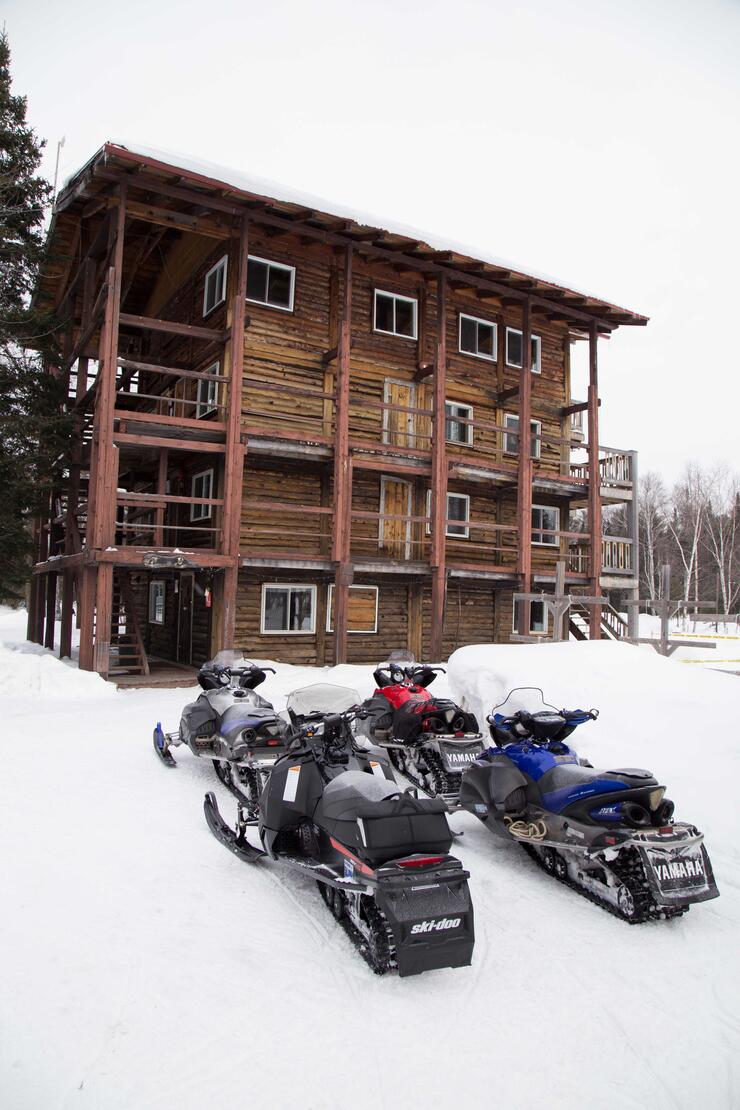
203,255,228,317
426,490,470,539
459,313,497,361
196,361,220,419
532,505,560,547
503,414,541,459
505,327,541,372
149,580,165,625
512,598,547,634
260,584,316,634
374,289,418,339
190,469,214,521
326,585,379,634
246,255,296,312
445,401,473,445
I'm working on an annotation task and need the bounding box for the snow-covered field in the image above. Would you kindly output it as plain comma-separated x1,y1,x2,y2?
1,607,739,1110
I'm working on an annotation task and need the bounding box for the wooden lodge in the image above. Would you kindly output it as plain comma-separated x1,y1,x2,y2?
27,142,645,681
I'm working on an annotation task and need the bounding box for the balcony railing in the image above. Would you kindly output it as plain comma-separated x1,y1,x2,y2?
568,536,634,576
570,448,634,488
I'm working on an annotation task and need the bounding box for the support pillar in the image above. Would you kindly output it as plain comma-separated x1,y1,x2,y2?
587,321,602,639
59,570,75,658
516,298,533,635
93,563,113,677
429,274,448,661
44,573,58,651
332,246,353,665
627,449,640,640
221,214,250,648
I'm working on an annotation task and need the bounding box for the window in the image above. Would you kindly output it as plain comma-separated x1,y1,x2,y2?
459,313,497,361
149,580,165,625
190,469,214,521
512,598,547,634
261,584,316,634
445,401,473,445
374,289,418,339
246,255,295,311
196,361,220,419
203,255,227,316
532,505,560,546
426,491,470,539
505,327,542,372
503,414,541,458
326,585,379,634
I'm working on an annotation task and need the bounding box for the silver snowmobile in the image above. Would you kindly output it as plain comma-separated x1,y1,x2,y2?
458,687,719,923
153,649,288,812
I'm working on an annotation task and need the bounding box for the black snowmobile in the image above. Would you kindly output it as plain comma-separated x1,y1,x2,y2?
204,682,475,977
153,649,288,812
356,650,484,804
458,687,719,923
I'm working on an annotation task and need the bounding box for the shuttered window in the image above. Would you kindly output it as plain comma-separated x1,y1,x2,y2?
326,585,379,634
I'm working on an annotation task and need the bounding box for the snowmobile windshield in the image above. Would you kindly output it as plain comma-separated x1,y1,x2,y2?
286,683,360,717
208,650,254,671
491,687,557,718
385,649,416,665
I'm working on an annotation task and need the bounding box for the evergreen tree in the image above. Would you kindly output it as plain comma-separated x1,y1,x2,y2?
0,31,68,604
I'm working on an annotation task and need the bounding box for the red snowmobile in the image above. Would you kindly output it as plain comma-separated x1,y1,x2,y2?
356,651,484,804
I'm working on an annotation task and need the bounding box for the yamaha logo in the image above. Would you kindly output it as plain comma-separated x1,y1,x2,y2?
410,917,462,935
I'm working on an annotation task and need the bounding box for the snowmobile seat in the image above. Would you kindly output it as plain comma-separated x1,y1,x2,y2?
536,763,658,795
316,771,452,865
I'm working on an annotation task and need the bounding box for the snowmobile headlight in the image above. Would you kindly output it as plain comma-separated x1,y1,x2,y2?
649,787,666,811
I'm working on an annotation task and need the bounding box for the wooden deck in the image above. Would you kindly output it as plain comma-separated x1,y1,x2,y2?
112,658,198,689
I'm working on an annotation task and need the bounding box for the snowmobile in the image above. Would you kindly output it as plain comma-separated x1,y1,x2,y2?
356,650,484,804
458,687,719,923
152,649,288,812
204,682,475,977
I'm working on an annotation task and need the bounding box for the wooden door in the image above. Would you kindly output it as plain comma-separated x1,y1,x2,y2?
176,573,194,664
383,379,416,448
379,477,412,560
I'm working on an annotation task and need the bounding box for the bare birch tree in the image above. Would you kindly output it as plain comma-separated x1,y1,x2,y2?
702,465,739,615
665,464,707,601
638,471,667,600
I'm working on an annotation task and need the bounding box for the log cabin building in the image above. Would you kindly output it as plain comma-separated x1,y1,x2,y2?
28,143,644,681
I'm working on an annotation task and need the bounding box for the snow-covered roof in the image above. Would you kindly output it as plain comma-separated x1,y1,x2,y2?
52,140,648,328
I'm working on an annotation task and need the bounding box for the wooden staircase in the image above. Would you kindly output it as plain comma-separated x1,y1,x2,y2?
108,570,149,676
569,601,628,642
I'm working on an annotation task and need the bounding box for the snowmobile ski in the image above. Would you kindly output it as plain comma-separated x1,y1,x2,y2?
153,723,177,767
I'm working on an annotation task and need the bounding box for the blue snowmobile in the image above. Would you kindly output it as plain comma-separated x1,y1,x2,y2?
458,688,719,922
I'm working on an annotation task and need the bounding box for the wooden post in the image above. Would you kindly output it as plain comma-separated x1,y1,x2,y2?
516,298,533,634
407,579,423,660
221,214,249,649
154,448,168,545
660,563,671,656
429,275,448,661
59,571,74,658
90,186,127,674
587,320,602,639
552,561,566,641
78,566,96,671
44,573,57,651
332,246,353,665
627,449,640,640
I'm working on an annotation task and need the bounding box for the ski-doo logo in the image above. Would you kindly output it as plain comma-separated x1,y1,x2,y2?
410,917,462,935
654,857,704,883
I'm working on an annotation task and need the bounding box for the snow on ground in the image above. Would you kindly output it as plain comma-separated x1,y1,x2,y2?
635,613,740,675
1,606,739,1110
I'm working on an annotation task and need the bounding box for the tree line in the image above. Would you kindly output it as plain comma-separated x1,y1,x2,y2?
633,464,739,613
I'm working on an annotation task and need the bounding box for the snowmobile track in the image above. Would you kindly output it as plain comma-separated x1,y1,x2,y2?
521,843,689,924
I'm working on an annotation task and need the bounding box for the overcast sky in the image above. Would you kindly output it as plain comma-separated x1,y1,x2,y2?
6,0,739,483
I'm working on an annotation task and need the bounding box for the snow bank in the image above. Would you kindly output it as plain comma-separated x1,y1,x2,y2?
1,623,739,1109
0,606,112,701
